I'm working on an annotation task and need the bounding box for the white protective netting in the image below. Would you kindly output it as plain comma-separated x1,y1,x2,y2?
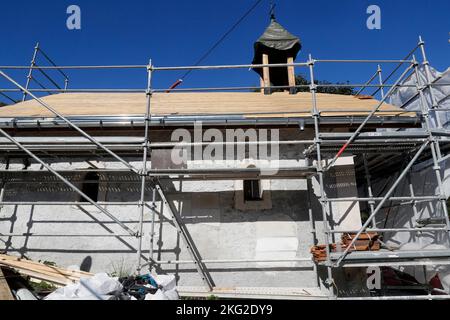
375,65,450,292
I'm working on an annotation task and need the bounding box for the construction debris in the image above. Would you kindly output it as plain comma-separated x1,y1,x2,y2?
0,254,179,300
45,273,123,300
14,288,38,300
1,267,43,300
311,232,381,263
45,273,179,300
0,267,14,300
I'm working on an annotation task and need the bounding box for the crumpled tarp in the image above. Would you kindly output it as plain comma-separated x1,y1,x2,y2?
253,19,301,54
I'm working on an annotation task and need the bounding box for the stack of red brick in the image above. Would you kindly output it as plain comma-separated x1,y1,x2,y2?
310,232,380,263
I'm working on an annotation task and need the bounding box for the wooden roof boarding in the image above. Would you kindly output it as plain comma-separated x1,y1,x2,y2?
0,92,415,119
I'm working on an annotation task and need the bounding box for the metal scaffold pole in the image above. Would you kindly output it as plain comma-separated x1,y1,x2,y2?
2,62,215,289
325,63,415,170
306,165,320,287
0,71,140,175
308,54,335,298
148,187,157,271
407,168,420,240
136,60,153,273
418,36,443,161
153,182,214,291
411,55,450,235
354,68,379,97
22,42,39,102
418,36,442,130
377,64,385,100
363,154,376,228
1,41,450,299
0,127,136,236
334,140,430,266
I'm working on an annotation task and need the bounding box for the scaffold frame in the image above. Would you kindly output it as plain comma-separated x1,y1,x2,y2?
0,37,449,299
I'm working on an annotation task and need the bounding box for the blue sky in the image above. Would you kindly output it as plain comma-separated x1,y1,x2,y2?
0,0,449,101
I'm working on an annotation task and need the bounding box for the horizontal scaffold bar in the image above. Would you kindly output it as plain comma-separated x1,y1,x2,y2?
0,82,448,94
325,196,440,202
0,59,413,72
0,116,422,130
329,249,450,262
0,139,431,150
0,167,316,180
328,227,448,233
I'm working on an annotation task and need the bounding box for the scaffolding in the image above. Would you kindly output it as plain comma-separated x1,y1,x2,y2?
0,37,450,299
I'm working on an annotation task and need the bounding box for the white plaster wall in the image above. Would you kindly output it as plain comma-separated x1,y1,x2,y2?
0,129,363,291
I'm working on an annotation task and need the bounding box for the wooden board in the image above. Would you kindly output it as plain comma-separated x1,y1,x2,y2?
0,267,14,300
0,92,415,118
0,254,93,286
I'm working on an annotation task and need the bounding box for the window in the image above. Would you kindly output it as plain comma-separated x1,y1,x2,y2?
234,163,272,210
243,179,262,201
80,172,100,202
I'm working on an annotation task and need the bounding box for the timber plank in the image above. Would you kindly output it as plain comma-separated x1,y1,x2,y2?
0,254,93,286
0,267,14,300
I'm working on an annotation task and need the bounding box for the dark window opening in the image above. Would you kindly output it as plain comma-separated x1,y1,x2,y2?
81,172,100,202
244,179,262,201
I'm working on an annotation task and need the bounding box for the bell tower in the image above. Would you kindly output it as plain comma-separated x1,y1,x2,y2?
252,14,301,95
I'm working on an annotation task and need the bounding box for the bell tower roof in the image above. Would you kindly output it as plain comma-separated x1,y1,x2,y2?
253,19,301,59
252,17,301,92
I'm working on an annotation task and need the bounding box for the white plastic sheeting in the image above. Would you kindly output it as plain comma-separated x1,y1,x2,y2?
45,273,122,300
373,157,450,248
145,274,179,300
389,65,450,128
44,273,179,300
374,65,450,292
368,150,450,294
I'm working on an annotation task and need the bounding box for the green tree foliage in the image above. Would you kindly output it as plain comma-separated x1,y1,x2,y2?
254,74,355,95
295,74,354,95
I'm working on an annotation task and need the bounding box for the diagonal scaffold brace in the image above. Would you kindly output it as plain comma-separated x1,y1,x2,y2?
0,70,146,237
334,140,430,266
0,126,136,236
152,180,215,291
324,62,415,171
133,62,214,289
0,67,215,290
0,70,141,176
